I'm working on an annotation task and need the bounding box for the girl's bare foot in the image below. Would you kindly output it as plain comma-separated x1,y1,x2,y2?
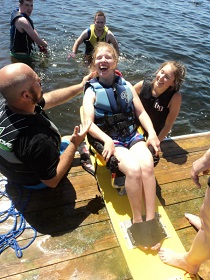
158,248,199,275
185,213,201,230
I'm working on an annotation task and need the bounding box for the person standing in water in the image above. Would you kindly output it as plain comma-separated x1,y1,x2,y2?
10,0,48,58
69,11,119,64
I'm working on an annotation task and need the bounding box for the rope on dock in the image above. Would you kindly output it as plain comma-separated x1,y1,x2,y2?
0,179,37,258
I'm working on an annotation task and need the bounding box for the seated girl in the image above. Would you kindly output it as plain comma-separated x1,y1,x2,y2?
82,42,166,250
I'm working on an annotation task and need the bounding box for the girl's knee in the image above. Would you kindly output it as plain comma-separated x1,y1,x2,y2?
141,161,154,175
126,166,142,179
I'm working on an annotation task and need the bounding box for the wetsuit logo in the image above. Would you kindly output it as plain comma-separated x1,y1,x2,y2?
0,127,5,135
154,100,163,112
0,127,12,151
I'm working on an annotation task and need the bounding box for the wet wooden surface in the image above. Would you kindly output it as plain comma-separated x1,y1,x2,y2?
0,132,210,280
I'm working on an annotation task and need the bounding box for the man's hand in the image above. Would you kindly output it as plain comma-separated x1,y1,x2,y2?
70,121,92,148
67,52,76,60
191,165,210,188
39,45,48,53
191,153,210,188
81,71,97,87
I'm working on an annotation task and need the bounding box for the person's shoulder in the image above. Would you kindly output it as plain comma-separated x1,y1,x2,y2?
136,80,144,86
124,79,133,88
78,28,89,39
107,29,115,37
171,91,182,100
170,90,181,98
169,91,182,105
17,15,29,23
134,80,144,94
15,15,31,29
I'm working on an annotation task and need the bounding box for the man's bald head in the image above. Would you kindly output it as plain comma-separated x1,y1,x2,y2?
0,63,36,104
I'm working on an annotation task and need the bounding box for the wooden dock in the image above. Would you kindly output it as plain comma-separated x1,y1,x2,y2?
0,132,210,280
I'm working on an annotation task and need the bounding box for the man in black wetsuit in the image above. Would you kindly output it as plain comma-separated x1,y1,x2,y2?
0,63,92,189
10,0,47,58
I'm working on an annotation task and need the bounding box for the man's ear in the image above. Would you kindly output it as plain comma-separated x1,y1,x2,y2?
21,90,31,101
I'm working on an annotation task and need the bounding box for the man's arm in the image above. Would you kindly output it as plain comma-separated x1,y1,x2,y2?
107,31,120,55
43,72,94,110
41,122,91,188
15,17,47,47
72,30,89,54
191,148,210,187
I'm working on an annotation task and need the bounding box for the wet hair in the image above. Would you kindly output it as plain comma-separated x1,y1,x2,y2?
89,42,118,72
94,11,106,20
153,61,186,91
19,0,33,4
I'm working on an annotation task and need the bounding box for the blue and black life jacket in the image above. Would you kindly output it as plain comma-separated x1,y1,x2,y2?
85,76,137,139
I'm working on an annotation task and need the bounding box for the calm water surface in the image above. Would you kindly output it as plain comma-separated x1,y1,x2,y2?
1,0,209,136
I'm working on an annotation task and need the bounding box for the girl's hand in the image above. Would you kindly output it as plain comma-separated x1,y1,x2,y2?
102,138,115,162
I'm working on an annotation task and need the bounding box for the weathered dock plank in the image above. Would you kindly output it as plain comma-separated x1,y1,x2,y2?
0,132,210,280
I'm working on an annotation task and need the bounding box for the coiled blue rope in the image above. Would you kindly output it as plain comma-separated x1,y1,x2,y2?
0,179,37,258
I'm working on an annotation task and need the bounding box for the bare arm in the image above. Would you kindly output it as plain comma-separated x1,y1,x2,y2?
43,72,94,110
106,31,120,55
72,30,89,54
130,82,160,154
134,80,144,95
15,17,47,47
41,122,91,188
83,88,115,161
191,148,210,188
158,92,182,142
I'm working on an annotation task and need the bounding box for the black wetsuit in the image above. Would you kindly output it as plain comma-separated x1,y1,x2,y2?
10,9,35,55
139,80,176,135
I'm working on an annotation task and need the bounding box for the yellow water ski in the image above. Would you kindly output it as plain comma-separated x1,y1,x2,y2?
93,162,199,280
80,107,199,280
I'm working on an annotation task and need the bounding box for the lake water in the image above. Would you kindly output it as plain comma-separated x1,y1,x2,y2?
1,0,210,136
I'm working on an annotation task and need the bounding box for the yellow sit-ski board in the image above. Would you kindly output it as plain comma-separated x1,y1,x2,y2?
91,157,200,280
80,107,199,280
